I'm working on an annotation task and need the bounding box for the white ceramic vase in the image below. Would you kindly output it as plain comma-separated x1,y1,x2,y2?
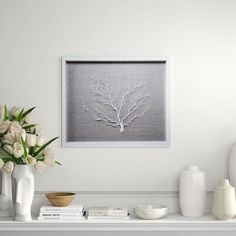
12,165,34,221
228,143,236,188
0,170,13,217
179,165,206,217
212,179,236,220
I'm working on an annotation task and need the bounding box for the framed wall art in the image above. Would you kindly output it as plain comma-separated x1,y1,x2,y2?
62,57,170,147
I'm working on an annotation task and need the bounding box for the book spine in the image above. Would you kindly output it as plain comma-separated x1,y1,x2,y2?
38,216,85,221
89,210,128,216
89,212,128,216
89,209,128,216
40,213,83,217
89,207,127,211
40,208,83,213
108,210,128,214
87,216,130,220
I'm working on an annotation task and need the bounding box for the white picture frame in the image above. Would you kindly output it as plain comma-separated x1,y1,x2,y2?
62,57,170,148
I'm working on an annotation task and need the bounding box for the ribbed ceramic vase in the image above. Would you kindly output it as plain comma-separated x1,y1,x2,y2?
12,165,34,221
0,170,13,217
229,143,236,188
212,179,236,220
179,165,206,217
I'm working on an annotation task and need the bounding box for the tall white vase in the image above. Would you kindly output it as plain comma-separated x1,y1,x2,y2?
0,170,13,217
212,179,236,220
228,143,236,188
12,165,34,221
179,165,206,217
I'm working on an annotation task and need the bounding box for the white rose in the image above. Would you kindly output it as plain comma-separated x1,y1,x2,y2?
26,134,37,147
34,161,47,173
1,161,14,174
0,159,4,169
8,121,21,134
24,113,33,123
13,142,23,158
2,132,15,144
11,106,22,117
3,144,13,155
44,152,55,167
15,129,26,142
0,120,10,134
36,136,45,146
0,105,5,120
27,155,37,165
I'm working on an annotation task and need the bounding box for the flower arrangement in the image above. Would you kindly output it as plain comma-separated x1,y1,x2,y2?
0,105,60,174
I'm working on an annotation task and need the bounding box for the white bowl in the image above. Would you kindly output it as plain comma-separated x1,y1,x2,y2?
134,205,168,220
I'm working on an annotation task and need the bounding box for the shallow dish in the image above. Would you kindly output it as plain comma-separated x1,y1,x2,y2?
134,205,168,220
46,192,75,207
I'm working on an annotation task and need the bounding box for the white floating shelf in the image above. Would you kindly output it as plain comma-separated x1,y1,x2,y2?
1,214,236,232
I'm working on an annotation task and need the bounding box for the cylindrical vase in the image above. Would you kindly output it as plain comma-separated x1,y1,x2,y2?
179,165,206,217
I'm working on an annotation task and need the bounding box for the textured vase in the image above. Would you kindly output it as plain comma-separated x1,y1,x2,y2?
212,179,236,220
179,165,206,217
0,170,13,217
229,143,236,188
12,165,34,221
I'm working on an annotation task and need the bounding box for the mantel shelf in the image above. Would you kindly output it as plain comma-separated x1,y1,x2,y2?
1,214,236,232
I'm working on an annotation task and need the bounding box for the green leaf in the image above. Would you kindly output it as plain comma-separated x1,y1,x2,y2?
0,151,13,160
0,148,15,162
20,137,27,159
21,107,36,120
23,124,36,130
33,137,59,156
3,105,8,121
29,146,33,155
16,108,24,122
55,160,62,166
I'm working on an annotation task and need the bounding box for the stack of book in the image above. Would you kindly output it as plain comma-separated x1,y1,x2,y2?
38,204,85,221
88,206,130,220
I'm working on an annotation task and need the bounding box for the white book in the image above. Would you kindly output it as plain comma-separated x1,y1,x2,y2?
89,212,128,216
87,215,130,221
38,216,85,221
40,204,84,213
39,212,84,217
89,207,128,216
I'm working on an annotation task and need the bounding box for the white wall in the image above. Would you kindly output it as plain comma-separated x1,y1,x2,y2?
0,0,236,192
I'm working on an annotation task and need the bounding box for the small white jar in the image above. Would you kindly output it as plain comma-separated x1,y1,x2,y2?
212,179,236,220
